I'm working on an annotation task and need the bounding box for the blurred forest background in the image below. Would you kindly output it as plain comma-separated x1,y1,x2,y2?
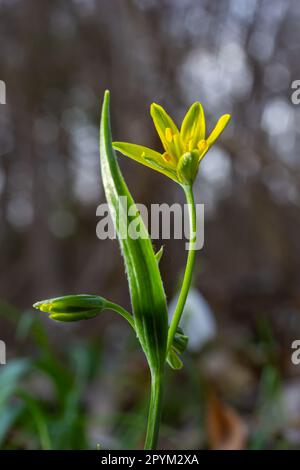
1,0,300,450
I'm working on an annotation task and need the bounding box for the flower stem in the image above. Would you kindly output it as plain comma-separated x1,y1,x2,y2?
167,184,197,353
105,301,135,329
144,369,164,450
144,185,196,449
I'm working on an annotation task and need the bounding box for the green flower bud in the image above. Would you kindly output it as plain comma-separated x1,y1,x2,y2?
33,295,107,322
171,326,188,355
167,326,189,370
167,349,183,370
177,150,199,185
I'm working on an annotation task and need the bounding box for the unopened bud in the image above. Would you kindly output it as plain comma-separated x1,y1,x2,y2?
33,294,107,322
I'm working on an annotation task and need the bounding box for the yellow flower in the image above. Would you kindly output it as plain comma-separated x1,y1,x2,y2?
113,102,231,185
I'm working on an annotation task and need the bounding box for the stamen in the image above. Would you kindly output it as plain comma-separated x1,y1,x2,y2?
165,127,173,143
198,139,208,153
163,152,171,162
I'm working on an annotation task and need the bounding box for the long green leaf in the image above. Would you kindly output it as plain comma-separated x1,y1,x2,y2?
99,90,168,374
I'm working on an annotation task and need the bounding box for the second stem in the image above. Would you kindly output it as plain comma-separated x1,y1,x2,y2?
167,184,197,353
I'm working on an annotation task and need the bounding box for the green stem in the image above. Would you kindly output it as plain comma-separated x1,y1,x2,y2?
167,184,197,353
107,301,166,449
144,370,164,450
106,302,135,329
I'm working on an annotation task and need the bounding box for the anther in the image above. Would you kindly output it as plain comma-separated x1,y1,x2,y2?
165,128,173,143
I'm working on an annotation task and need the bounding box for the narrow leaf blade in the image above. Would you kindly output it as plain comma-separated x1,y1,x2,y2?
99,91,168,373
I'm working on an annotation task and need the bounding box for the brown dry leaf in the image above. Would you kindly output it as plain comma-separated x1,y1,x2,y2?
206,392,248,450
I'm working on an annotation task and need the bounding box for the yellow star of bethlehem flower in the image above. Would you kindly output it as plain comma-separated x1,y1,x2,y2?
113,102,231,185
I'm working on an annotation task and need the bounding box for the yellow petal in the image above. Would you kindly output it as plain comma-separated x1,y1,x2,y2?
180,102,205,150
197,139,208,153
150,103,179,157
113,141,179,182
165,127,173,143
173,133,184,160
198,140,209,162
206,114,231,147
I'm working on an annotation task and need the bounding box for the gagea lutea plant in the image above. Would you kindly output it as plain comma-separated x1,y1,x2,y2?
34,91,230,450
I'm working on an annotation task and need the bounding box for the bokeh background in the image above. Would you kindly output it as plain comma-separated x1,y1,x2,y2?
1,0,300,450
